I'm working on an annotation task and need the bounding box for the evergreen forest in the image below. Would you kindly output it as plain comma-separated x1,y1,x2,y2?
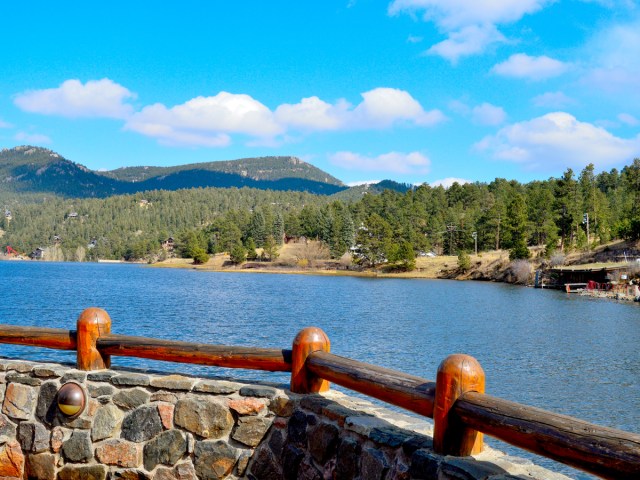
1,159,639,266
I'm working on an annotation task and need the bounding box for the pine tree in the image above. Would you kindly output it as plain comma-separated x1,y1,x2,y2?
505,193,530,260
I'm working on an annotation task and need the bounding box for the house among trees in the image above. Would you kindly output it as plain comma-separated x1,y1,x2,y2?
88,238,98,249
162,237,175,252
138,199,151,207
4,209,11,220
284,235,307,244
53,235,61,244
67,212,78,219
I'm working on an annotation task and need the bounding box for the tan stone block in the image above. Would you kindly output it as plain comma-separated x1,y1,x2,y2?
0,440,24,477
157,403,175,430
226,398,266,416
50,427,65,453
26,452,56,480
2,383,36,420
95,440,142,468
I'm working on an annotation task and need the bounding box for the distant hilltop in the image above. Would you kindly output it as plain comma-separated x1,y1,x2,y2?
0,146,350,198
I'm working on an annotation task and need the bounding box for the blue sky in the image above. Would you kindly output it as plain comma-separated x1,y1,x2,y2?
1,1,639,187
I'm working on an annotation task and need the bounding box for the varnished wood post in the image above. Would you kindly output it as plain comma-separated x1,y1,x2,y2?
290,327,330,393
76,308,111,370
434,354,485,456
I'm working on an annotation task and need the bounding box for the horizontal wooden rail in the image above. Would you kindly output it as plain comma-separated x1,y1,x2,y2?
306,350,436,417
0,325,76,350
453,391,640,479
97,334,292,372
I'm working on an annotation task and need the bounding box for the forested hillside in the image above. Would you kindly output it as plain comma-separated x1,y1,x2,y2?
0,146,346,197
2,158,639,265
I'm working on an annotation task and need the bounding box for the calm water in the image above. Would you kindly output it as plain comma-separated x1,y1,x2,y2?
1,261,638,478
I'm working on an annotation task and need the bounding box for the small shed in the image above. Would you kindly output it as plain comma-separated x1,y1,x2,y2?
30,248,46,260
551,264,631,287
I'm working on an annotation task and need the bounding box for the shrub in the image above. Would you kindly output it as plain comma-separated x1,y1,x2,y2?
229,244,246,264
549,252,566,267
457,251,471,272
509,260,532,284
192,247,209,265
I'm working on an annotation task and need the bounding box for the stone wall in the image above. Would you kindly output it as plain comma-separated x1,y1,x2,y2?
0,358,570,480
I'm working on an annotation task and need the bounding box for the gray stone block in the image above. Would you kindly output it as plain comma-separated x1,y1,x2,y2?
121,405,162,442
308,422,339,464
36,381,59,425
174,396,233,439
335,437,361,480
111,373,151,387
17,422,50,453
361,448,389,480
113,388,150,410
92,403,124,441
282,444,305,480
6,373,41,386
239,385,277,399
231,416,272,447
409,449,440,480
62,431,93,463
143,429,187,471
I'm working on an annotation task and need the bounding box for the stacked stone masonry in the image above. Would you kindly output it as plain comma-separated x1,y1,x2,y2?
0,359,570,480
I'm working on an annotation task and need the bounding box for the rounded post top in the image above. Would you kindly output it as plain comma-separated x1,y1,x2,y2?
293,327,330,350
77,307,111,332
437,354,485,388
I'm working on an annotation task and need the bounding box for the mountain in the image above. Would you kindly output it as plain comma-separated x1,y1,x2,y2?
0,146,347,197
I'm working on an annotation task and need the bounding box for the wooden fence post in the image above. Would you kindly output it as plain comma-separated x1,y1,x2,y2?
76,308,111,370
434,354,485,456
290,327,330,393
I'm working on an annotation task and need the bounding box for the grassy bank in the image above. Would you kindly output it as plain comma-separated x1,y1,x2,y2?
152,239,640,286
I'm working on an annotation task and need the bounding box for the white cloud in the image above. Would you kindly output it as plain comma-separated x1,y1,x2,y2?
15,131,51,144
329,151,431,174
14,79,135,119
125,92,283,147
474,112,640,170
491,54,568,80
448,99,471,115
426,24,505,64
472,102,506,126
581,20,640,96
618,113,639,126
448,99,506,125
388,0,547,30
389,0,549,61
14,79,444,147
430,177,471,188
275,96,347,131
0,119,12,128
353,88,444,127
276,88,445,132
532,91,576,108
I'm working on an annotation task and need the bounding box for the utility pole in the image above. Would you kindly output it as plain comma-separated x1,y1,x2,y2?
472,231,477,256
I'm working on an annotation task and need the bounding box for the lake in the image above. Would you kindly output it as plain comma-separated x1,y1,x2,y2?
1,261,638,478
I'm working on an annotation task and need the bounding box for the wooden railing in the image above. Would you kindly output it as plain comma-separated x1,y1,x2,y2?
0,307,638,479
